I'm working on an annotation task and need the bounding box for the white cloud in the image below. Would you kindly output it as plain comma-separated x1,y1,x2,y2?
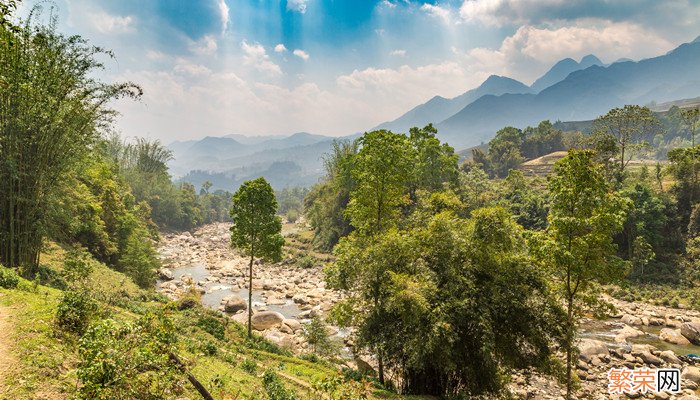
89,11,134,34
293,49,310,61
173,60,212,77
390,49,407,57
421,4,451,23
287,0,308,13
190,35,218,56
274,44,288,53
241,40,283,75
461,21,675,83
218,0,230,33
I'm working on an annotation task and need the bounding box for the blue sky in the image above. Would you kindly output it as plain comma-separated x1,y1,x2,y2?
17,0,700,142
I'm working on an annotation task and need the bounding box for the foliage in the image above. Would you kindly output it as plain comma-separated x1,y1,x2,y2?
0,10,141,271
312,375,371,400
263,369,298,400
56,290,98,336
230,177,284,336
591,105,660,183
533,149,629,399
75,313,185,399
331,208,566,396
302,316,337,357
197,315,226,341
0,265,20,288
304,140,359,250
240,358,257,374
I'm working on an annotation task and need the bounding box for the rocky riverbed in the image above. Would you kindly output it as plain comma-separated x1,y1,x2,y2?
157,223,700,399
156,223,344,353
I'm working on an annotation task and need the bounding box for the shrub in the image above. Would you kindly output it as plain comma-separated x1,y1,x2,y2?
263,370,298,400
296,255,314,269
0,266,20,289
56,291,98,335
201,340,218,356
76,313,184,399
240,358,257,374
302,316,337,357
197,315,225,340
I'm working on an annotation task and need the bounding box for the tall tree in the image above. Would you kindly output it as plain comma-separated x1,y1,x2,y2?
0,8,140,271
346,130,414,235
592,105,660,183
229,177,284,337
534,150,629,399
408,123,459,194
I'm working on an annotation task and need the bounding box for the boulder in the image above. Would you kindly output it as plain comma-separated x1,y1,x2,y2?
252,311,284,331
615,325,644,343
577,339,609,361
283,319,302,332
621,314,643,326
660,328,692,345
680,322,700,345
158,268,174,281
658,350,680,365
682,366,700,384
222,295,247,313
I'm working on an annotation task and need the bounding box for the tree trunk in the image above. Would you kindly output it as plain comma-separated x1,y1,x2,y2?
566,295,574,400
248,252,254,338
378,351,385,385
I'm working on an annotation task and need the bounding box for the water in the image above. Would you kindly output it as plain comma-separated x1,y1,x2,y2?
162,264,302,318
580,319,700,357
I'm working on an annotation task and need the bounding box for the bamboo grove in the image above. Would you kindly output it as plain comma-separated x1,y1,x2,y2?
0,6,141,272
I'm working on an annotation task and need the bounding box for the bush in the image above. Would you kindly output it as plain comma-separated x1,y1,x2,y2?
197,315,225,340
76,313,184,399
296,256,314,269
201,340,218,356
56,291,98,335
0,267,20,289
263,369,298,400
240,358,257,374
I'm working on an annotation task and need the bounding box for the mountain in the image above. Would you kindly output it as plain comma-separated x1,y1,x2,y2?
436,39,700,150
167,132,361,191
374,75,531,133
530,54,603,93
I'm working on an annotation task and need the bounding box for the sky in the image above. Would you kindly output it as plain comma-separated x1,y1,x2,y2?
16,0,700,142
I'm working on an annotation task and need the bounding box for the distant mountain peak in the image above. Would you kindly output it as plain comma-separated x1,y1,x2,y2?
693,35,700,44
580,54,602,65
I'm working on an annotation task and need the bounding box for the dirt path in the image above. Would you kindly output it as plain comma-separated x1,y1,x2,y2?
0,304,16,392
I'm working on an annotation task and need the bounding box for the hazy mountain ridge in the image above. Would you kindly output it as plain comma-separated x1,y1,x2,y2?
435,39,700,149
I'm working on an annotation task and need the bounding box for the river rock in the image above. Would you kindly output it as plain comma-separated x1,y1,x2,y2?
578,339,609,361
621,314,643,326
683,366,700,384
680,322,700,345
659,350,680,364
222,295,247,313
615,325,644,343
283,319,302,332
158,268,174,280
660,328,691,345
252,311,284,330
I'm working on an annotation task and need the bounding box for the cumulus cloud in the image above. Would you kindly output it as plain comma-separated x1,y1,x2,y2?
89,12,134,34
287,0,308,13
293,49,310,61
190,35,218,56
218,0,230,33
461,21,675,83
421,4,451,23
274,44,288,53
241,40,282,75
390,49,407,57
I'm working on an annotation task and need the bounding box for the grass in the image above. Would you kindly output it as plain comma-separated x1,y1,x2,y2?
0,242,433,400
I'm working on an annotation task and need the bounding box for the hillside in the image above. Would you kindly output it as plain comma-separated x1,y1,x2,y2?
375,75,532,134
530,54,603,93
436,39,700,149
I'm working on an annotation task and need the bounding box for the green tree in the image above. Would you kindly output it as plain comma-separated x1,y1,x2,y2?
229,177,284,337
346,130,414,234
304,140,358,251
408,124,459,193
592,105,660,182
534,150,629,399
0,9,141,271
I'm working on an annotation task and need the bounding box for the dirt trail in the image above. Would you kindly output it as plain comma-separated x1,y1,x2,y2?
0,304,16,392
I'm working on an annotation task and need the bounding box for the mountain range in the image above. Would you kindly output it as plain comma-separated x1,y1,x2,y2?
170,37,700,191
